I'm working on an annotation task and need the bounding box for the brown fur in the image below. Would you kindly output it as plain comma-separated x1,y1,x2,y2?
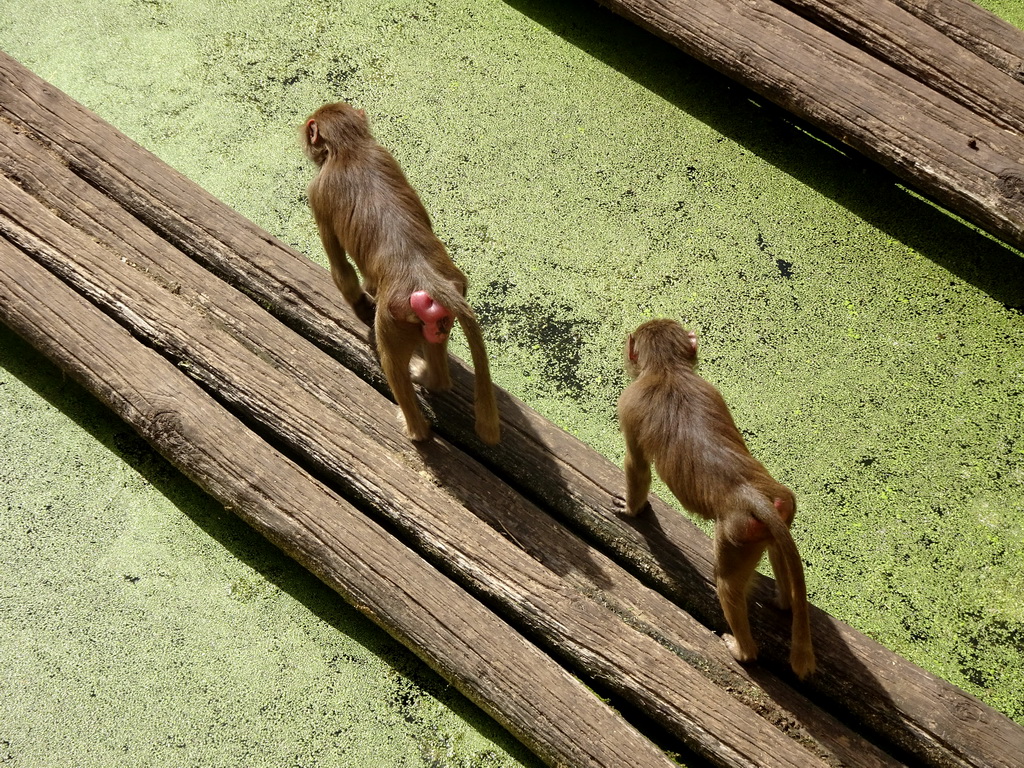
618,318,814,678
302,101,499,444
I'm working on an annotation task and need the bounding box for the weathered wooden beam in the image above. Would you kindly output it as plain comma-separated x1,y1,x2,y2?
0,109,906,767
587,0,1024,254
890,0,1024,83
0,235,675,768
775,0,1024,133
0,133,838,768
3,49,1020,768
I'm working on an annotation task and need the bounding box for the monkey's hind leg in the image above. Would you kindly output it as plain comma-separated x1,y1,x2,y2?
412,339,452,392
378,323,432,442
715,536,765,664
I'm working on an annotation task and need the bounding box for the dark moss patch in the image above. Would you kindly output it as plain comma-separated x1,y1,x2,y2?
475,279,597,400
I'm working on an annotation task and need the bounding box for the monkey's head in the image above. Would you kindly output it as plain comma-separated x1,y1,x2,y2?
626,318,698,378
302,101,371,166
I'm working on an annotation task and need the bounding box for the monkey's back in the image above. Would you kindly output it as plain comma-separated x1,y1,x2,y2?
622,368,774,520
311,141,467,304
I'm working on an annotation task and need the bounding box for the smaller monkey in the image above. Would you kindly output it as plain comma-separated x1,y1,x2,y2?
302,101,499,444
617,319,815,679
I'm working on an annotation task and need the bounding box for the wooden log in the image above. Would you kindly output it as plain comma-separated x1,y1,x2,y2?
774,0,1024,133
0,142,836,768
583,0,1024,252
438,388,1024,768
0,51,358,382
0,117,901,768
0,221,677,768
2,51,1019,768
890,0,1024,83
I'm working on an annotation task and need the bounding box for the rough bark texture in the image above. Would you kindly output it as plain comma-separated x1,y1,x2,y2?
775,0,1024,132
3,40,1024,768
890,0,1024,82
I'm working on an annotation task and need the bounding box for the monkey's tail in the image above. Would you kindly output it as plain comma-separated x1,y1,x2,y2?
751,501,816,679
410,283,499,444
456,309,500,444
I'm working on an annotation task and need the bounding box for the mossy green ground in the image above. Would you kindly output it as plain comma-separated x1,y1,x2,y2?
2,1,1023,765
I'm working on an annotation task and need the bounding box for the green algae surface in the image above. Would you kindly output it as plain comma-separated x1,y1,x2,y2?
2,0,1023,765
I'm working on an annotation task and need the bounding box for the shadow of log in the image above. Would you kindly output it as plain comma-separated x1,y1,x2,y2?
504,0,1024,314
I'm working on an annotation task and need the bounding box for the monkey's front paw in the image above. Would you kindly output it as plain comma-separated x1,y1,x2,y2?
615,497,651,517
411,359,452,391
723,634,758,664
774,589,792,611
410,358,429,385
405,424,433,442
475,420,501,446
399,411,432,442
790,646,816,680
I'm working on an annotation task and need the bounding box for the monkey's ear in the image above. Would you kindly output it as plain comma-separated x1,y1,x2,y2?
306,118,320,145
628,334,639,363
686,330,698,355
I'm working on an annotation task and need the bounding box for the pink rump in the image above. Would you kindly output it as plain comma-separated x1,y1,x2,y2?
410,291,453,343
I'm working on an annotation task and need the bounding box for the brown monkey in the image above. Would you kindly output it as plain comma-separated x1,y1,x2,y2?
302,101,499,444
617,319,815,679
